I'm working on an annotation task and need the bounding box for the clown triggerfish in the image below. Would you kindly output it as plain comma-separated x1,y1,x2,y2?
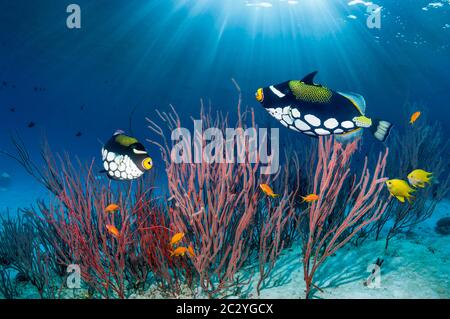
101,130,153,181
255,71,393,142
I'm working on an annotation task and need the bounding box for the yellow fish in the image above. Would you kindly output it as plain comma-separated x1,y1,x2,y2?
104,203,119,213
410,111,421,124
170,246,188,257
187,245,196,258
106,224,120,238
170,232,185,246
301,194,319,203
259,184,279,198
386,179,415,203
255,88,264,102
408,169,433,188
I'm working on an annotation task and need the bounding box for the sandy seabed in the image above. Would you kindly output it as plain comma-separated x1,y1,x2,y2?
4,197,450,299
132,200,450,299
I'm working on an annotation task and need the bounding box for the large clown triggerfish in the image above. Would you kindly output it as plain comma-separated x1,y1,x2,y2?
255,71,393,142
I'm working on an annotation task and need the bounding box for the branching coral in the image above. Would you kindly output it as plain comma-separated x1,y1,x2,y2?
5,140,192,298
374,104,449,249
2,96,446,300
301,137,389,298
147,83,305,297
0,213,55,298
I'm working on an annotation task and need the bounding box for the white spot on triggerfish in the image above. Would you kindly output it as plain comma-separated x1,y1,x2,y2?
283,115,293,125
315,128,330,135
334,128,344,134
341,121,355,129
304,114,321,127
109,162,118,171
107,152,115,162
291,108,301,118
295,119,311,131
324,118,339,129
270,86,286,98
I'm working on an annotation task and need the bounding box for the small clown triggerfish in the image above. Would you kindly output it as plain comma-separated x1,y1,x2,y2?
255,71,393,142
101,130,153,181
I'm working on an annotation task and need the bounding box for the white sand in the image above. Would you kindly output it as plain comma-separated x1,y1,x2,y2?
5,200,449,299
248,200,450,299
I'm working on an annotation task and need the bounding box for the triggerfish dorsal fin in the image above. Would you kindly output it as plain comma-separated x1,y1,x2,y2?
335,127,363,144
338,91,367,115
301,71,319,85
114,129,126,136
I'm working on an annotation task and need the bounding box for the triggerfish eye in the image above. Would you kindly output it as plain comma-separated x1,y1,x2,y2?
142,157,153,170
255,88,264,102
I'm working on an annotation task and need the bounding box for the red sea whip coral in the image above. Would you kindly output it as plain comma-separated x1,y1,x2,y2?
302,137,389,298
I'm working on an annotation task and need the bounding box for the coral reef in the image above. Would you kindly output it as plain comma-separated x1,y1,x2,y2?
301,138,389,298
0,99,448,299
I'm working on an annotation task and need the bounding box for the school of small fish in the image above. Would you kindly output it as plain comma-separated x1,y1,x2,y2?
386,168,433,203
169,232,195,258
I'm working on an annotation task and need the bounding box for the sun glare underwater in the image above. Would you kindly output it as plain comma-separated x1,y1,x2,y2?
0,0,449,300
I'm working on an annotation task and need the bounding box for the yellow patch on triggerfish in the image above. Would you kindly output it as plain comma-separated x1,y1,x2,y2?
288,81,333,104
408,169,433,188
114,134,139,147
385,179,415,203
259,184,280,198
353,116,372,128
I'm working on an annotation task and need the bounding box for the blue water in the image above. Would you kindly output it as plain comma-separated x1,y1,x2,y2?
0,0,449,210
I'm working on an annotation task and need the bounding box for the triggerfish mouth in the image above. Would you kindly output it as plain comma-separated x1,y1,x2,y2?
101,130,153,181
255,71,393,142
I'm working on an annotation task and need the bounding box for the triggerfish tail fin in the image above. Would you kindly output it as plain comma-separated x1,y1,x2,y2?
370,119,393,142
335,128,363,144
271,193,280,198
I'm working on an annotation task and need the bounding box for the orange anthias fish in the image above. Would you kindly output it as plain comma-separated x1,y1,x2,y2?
170,246,188,257
259,184,280,198
187,245,195,258
104,204,120,213
410,111,421,124
106,224,120,238
170,232,185,246
302,194,319,203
